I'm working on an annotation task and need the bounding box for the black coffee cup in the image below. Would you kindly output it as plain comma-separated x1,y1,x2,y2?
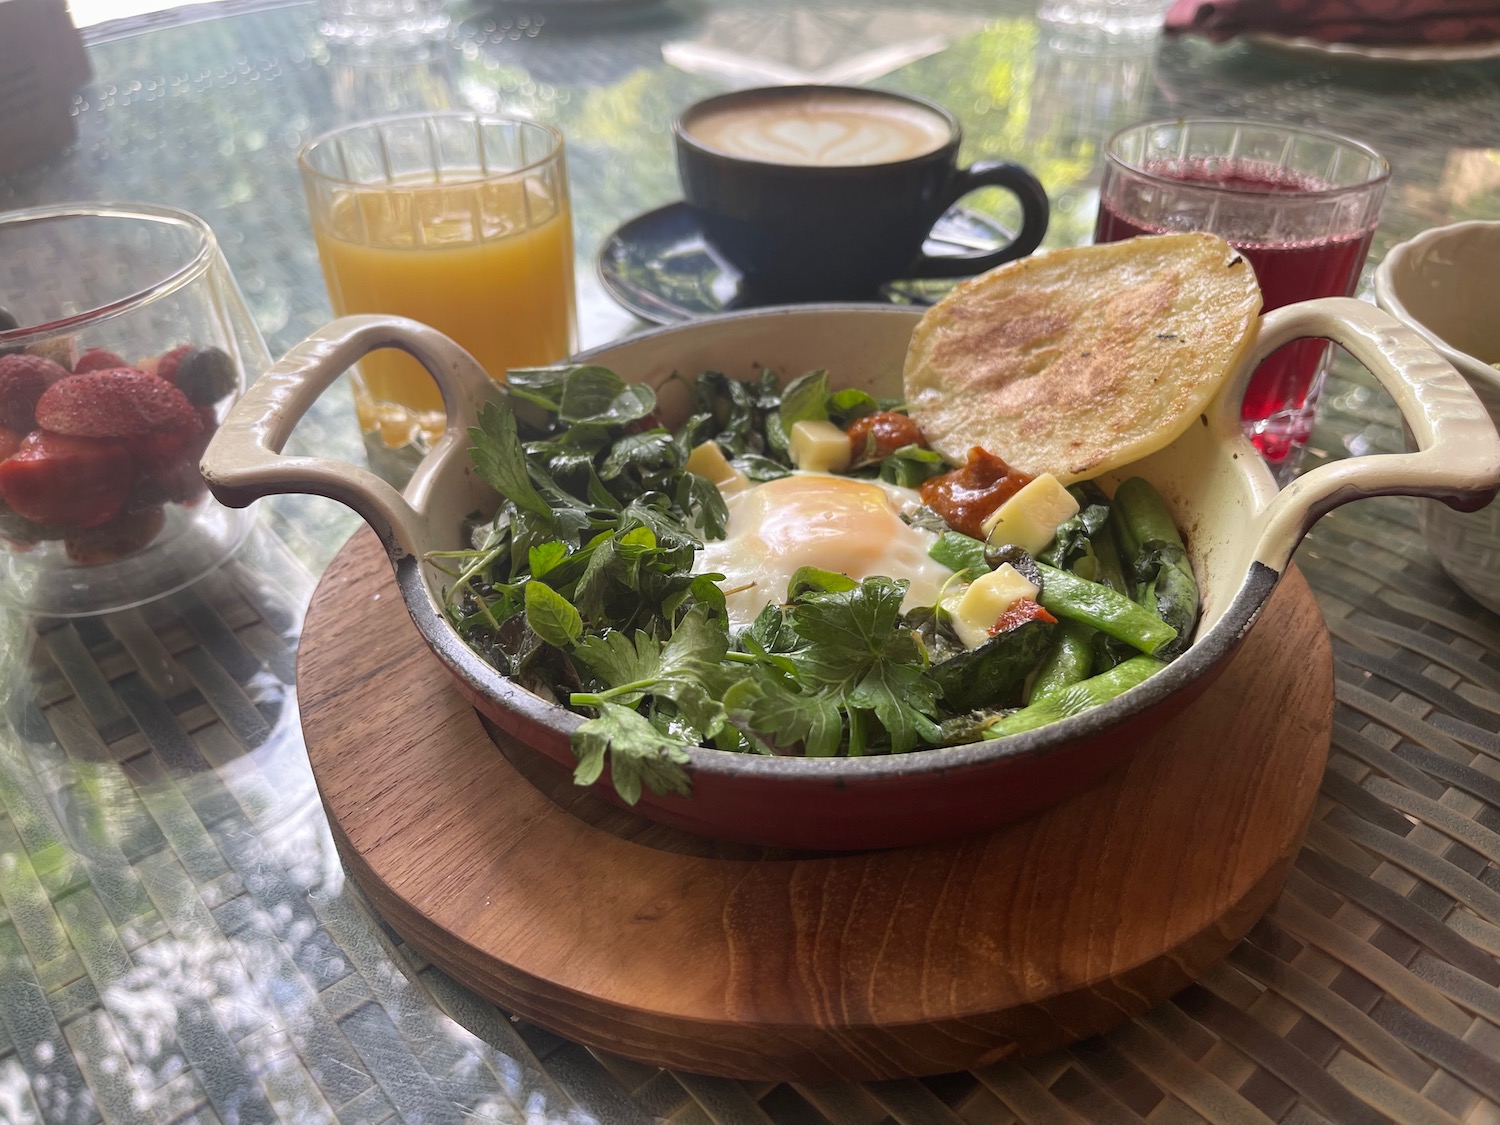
674,85,1050,303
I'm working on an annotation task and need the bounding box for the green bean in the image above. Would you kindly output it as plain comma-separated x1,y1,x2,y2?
985,655,1166,738
1029,619,1095,703
1111,477,1199,659
1035,564,1177,655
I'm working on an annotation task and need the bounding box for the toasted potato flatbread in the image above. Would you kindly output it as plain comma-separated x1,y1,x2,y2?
903,232,1262,483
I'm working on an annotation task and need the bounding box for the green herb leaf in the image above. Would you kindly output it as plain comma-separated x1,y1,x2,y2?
571,701,692,804
559,366,657,425
785,566,857,601
776,370,829,439
678,472,729,540
504,365,574,411
732,453,793,482
524,581,583,648
928,530,989,575
725,676,843,757
785,577,944,753
879,444,947,487
469,401,553,520
826,387,881,426
528,541,569,581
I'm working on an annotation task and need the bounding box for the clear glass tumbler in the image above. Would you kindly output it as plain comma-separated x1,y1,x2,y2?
0,203,262,616
317,0,450,51
1036,0,1175,49
298,112,577,482
1095,118,1389,467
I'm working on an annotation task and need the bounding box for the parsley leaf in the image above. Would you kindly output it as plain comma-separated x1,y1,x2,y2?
724,675,843,757
572,702,692,804
468,401,553,520
785,577,944,753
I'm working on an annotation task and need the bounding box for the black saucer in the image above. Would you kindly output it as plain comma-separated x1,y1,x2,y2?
596,201,1015,325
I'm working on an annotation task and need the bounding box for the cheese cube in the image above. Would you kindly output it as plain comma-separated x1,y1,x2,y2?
789,420,852,473
684,440,747,493
950,564,1041,649
980,472,1080,555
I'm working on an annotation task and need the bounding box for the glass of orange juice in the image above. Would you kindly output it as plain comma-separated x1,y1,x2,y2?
298,112,576,478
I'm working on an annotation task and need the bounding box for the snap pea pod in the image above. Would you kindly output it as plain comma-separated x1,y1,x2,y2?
1028,618,1095,703
1111,477,1199,659
1088,513,1132,597
985,655,1166,738
1034,563,1177,655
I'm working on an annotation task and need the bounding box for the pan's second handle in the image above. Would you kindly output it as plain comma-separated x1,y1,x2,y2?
202,315,493,561
1233,297,1500,573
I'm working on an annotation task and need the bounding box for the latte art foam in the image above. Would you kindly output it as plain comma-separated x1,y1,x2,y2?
685,93,951,167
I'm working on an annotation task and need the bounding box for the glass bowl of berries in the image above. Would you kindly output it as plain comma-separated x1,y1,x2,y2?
0,203,264,616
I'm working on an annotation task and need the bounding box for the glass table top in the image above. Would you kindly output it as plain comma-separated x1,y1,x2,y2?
1,2,1499,1121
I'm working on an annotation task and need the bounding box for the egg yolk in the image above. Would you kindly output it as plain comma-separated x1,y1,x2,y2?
696,472,954,629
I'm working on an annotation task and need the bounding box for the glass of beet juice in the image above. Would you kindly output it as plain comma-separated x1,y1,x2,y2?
1095,118,1389,469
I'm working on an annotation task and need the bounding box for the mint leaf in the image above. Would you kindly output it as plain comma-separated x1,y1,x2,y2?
879,444,947,487
524,581,582,648
572,701,692,804
777,370,829,439
929,530,989,575
469,401,552,519
785,567,857,601
826,387,881,426
528,541,568,579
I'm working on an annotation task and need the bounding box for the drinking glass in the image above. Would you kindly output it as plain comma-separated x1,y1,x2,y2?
299,112,577,480
0,203,261,616
1095,118,1389,467
317,0,449,51
1036,0,1174,49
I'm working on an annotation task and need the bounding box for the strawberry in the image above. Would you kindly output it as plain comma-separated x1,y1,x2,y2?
65,506,166,565
155,344,193,385
0,427,26,461
73,347,128,374
0,431,133,528
130,457,208,509
129,408,214,509
0,353,70,432
35,368,202,440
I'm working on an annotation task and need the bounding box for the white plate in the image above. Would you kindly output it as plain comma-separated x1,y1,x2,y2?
1246,32,1500,64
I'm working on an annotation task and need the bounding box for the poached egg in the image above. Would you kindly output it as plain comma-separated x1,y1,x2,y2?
696,471,955,630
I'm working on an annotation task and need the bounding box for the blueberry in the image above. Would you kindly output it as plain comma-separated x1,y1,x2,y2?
173,346,237,405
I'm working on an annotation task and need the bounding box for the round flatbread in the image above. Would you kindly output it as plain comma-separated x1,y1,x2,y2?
903,232,1263,483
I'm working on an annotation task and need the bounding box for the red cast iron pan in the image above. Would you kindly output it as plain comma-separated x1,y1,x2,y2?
202,300,1500,851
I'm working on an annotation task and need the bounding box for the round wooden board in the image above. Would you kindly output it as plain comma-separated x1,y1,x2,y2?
298,528,1334,1082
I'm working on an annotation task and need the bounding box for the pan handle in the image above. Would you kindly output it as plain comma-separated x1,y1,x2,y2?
1235,297,1500,573
201,315,492,561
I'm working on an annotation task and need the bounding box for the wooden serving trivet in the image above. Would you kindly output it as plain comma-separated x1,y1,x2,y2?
298,528,1334,1082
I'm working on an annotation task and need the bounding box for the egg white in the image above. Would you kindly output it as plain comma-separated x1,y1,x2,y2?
696,471,955,630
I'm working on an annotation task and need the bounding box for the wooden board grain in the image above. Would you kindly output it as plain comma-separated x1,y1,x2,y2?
298,528,1334,1081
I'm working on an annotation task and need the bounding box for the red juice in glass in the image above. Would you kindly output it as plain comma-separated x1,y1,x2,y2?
1096,121,1389,467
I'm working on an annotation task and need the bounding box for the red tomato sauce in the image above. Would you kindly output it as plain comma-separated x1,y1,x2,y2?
919,446,1032,539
